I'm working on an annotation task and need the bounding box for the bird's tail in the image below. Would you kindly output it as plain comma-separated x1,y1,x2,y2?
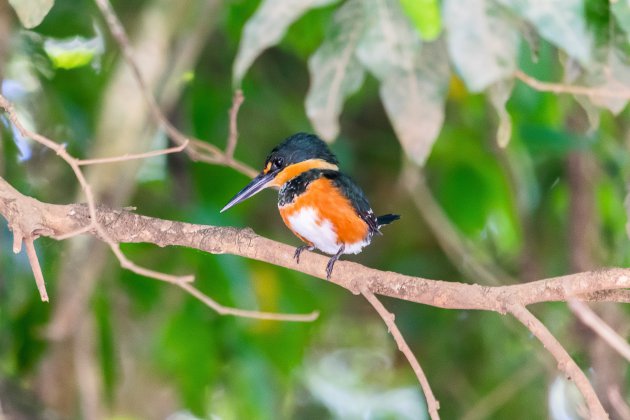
377,214,400,227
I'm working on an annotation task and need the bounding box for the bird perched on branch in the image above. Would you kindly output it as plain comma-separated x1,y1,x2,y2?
221,132,400,279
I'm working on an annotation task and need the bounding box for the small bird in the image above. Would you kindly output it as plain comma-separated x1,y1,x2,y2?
221,133,399,279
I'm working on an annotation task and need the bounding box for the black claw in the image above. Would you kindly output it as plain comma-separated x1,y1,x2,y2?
325,245,345,280
294,245,314,264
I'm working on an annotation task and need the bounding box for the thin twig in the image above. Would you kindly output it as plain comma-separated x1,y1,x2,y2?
112,244,319,322
54,224,95,241
361,285,440,420
514,69,630,99
11,226,22,253
568,299,630,362
77,140,189,165
178,281,319,322
508,304,607,419
94,0,256,178
24,237,49,302
608,386,630,420
0,94,314,323
225,89,244,159
109,244,195,284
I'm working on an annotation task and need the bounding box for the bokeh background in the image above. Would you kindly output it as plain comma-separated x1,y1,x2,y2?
1,0,630,419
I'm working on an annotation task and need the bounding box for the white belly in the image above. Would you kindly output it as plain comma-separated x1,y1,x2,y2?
285,206,369,255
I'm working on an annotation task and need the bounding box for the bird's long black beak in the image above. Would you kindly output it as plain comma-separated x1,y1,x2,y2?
220,171,277,213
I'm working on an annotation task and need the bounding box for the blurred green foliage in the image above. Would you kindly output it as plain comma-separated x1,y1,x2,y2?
1,0,630,419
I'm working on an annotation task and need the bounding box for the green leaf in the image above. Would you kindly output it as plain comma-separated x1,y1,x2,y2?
233,0,339,85
305,0,366,141
304,0,449,158
399,0,442,40
354,0,447,164
581,49,630,114
8,0,54,28
43,33,104,70
356,0,421,80
379,41,450,165
573,92,601,132
498,0,593,64
443,0,519,92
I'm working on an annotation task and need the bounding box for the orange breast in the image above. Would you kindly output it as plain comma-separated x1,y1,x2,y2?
279,178,369,245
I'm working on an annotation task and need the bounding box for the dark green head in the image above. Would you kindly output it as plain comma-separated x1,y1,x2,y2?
262,132,338,173
221,133,339,212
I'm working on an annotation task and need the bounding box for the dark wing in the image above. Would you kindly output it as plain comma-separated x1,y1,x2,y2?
322,171,380,235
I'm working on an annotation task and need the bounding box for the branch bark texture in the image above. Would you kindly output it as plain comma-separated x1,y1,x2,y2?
2,176,630,313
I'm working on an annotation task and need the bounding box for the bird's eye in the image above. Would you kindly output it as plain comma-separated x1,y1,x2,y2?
271,157,284,170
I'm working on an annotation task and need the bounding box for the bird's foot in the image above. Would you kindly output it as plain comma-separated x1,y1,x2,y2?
294,245,315,264
325,245,345,280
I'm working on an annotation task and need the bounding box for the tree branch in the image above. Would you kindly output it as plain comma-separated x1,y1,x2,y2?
76,140,189,166
0,93,314,322
225,89,244,159
3,175,629,417
514,69,630,99
508,304,607,419
361,286,440,419
568,299,630,362
608,386,630,420
23,237,49,302
2,176,630,312
94,0,257,178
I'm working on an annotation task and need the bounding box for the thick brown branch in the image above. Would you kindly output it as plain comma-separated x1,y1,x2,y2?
0,176,316,322
2,177,630,311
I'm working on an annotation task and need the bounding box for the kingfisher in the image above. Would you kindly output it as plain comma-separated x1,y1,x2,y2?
221,133,399,279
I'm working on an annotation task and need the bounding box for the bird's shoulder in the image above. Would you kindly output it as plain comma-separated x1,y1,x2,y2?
319,170,379,234
279,169,378,233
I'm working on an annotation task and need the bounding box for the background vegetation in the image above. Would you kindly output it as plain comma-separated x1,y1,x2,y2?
1,0,630,418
